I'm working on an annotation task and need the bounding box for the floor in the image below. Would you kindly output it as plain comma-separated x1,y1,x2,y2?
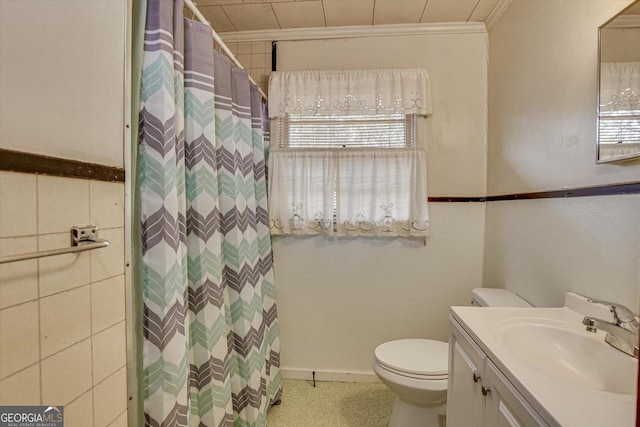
267,379,396,426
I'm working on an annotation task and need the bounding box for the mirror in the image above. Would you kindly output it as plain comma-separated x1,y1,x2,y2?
597,0,640,163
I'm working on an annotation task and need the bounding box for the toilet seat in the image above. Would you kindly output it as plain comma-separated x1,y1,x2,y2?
374,339,448,380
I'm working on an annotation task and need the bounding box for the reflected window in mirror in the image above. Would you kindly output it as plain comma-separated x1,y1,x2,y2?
597,0,640,163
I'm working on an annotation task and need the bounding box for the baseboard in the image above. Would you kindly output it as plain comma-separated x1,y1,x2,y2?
280,367,380,383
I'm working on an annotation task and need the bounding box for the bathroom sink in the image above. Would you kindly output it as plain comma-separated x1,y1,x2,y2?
496,319,637,396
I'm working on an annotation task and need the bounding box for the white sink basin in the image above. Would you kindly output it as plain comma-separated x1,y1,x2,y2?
497,318,637,396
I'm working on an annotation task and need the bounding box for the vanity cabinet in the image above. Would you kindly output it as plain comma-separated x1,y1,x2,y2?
447,317,549,427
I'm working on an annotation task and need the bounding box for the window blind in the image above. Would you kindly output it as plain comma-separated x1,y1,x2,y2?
277,114,416,149
599,115,640,145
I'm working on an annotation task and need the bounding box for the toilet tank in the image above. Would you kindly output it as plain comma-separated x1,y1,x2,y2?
471,288,532,307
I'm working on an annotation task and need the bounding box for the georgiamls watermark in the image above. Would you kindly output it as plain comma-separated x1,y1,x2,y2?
0,406,63,427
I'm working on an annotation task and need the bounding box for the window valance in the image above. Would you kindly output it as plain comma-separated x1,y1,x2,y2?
268,69,432,118
600,62,640,115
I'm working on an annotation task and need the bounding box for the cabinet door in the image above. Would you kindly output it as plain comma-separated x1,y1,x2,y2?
447,317,486,427
484,360,549,427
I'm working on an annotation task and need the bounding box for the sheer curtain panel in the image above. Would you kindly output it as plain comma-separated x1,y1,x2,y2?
337,149,428,237
267,149,428,238
268,150,335,235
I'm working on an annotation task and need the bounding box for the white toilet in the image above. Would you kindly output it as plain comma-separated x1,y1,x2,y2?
372,288,531,427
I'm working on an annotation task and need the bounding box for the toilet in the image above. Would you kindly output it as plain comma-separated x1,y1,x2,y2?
372,288,531,427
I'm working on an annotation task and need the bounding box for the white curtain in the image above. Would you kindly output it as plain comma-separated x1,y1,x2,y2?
268,149,428,238
269,69,431,118
268,150,335,235
337,149,428,237
600,62,640,115
268,68,431,240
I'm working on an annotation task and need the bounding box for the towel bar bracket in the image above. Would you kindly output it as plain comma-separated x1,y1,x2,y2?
72,225,99,245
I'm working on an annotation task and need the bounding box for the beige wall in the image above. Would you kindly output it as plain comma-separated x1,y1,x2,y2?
485,0,640,309
487,0,639,194
0,1,128,426
273,32,488,374
0,0,126,168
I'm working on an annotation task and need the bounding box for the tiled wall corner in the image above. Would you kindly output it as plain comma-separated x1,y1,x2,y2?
0,171,128,426
225,40,273,96
93,367,127,427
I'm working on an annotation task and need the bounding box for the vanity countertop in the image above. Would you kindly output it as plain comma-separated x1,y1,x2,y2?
451,304,637,427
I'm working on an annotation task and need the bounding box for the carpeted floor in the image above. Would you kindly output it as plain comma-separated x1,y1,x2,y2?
267,379,395,426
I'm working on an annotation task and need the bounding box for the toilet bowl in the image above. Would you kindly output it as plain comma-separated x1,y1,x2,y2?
373,288,531,427
373,339,448,427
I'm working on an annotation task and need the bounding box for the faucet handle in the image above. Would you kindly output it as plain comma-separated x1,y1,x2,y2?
585,297,637,324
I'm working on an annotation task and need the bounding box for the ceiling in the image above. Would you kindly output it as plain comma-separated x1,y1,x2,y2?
193,0,504,33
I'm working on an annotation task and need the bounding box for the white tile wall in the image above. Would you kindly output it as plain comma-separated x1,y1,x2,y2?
90,228,125,283
0,364,41,405
0,172,37,238
40,285,91,358
90,181,125,229
65,391,94,427
91,275,125,333
107,410,128,427
92,321,126,384
39,232,91,297
41,339,93,405
225,41,272,96
0,301,39,379
93,367,128,427
0,236,38,308
37,175,90,235
0,171,127,426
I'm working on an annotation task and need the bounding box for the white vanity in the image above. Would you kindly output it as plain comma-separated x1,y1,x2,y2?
447,293,638,426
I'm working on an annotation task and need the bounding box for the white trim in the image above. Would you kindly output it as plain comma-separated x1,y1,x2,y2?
123,1,137,427
280,367,380,383
485,0,512,31
219,22,486,43
605,15,640,29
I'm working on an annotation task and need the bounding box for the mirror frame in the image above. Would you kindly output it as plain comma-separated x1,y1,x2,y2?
596,0,640,163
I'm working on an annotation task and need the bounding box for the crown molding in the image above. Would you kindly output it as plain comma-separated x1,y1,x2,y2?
218,22,487,43
605,15,640,28
485,0,512,31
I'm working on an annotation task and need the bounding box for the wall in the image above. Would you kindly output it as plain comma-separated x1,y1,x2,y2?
224,41,272,96
0,173,127,427
272,32,488,374
0,0,125,168
484,0,640,309
0,1,128,426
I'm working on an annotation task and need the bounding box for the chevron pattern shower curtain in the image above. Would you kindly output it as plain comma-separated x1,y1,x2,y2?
137,1,281,426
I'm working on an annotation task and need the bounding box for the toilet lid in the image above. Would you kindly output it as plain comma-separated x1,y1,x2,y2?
375,339,448,378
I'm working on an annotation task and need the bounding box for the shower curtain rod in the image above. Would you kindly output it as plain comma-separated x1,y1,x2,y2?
184,0,267,101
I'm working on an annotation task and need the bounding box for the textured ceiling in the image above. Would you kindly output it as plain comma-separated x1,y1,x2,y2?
191,0,504,33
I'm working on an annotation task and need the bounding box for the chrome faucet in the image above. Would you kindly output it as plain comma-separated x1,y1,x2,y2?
582,298,639,358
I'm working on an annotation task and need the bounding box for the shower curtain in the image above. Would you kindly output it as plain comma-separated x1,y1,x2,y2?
136,0,281,425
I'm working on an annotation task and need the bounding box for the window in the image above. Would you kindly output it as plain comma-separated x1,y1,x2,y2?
599,62,640,146
267,69,431,238
277,114,416,149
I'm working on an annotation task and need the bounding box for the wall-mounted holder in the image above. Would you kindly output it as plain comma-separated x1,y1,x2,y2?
0,225,110,264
